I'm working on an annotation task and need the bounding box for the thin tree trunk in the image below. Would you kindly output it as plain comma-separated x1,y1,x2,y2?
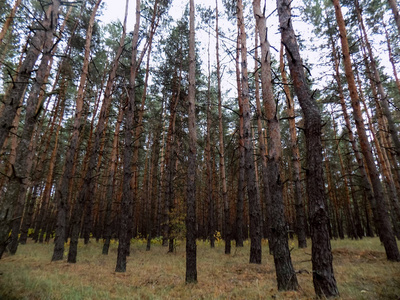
237,0,262,264
235,31,245,248
116,0,140,272
215,0,230,255
102,101,124,255
277,0,339,296
0,0,22,62
254,23,273,251
186,0,197,283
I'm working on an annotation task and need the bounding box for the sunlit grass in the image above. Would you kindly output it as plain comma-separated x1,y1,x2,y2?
0,237,399,299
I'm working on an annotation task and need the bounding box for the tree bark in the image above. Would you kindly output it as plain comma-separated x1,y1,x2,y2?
253,0,298,288
279,44,307,248
215,0,231,255
115,0,140,272
186,0,197,283
238,0,262,264
277,0,339,296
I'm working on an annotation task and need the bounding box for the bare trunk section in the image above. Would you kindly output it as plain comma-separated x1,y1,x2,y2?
279,45,307,248
332,0,400,261
254,26,272,252
277,0,339,296
253,1,298,289
237,0,262,264
235,32,245,248
102,100,124,255
215,0,230,255
116,0,140,272
186,0,197,283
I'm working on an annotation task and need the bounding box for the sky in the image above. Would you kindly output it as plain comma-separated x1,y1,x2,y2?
97,0,393,98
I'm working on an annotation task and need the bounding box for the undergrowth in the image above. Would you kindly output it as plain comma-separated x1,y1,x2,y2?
0,237,399,299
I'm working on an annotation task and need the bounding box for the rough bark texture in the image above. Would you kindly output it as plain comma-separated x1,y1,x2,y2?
333,0,400,262
238,0,262,264
235,32,245,248
116,0,139,273
253,0,298,289
277,0,339,296
279,45,307,248
186,0,197,284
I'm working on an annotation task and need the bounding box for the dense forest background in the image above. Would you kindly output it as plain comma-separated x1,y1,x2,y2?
0,0,400,297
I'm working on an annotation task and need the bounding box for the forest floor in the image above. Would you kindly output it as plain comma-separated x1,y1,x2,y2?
0,237,399,299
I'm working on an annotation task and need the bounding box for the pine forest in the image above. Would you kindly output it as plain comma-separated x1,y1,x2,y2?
0,0,400,299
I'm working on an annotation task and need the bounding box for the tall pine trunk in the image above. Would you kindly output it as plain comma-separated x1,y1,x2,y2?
237,0,262,264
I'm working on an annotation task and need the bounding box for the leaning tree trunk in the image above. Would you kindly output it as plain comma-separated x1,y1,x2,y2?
185,0,197,284
237,0,262,264
253,0,298,289
332,0,400,262
277,0,339,296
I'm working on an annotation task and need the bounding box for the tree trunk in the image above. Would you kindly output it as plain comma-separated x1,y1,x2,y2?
215,0,230,255
237,0,262,264
277,0,339,296
185,0,197,283
333,0,400,261
253,0,298,288
235,32,245,248
116,0,141,272
279,44,307,249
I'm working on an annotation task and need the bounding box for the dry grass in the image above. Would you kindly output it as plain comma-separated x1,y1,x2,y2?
0,237,399,299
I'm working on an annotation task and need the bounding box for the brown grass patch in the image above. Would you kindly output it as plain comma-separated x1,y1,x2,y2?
0,237,399,299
